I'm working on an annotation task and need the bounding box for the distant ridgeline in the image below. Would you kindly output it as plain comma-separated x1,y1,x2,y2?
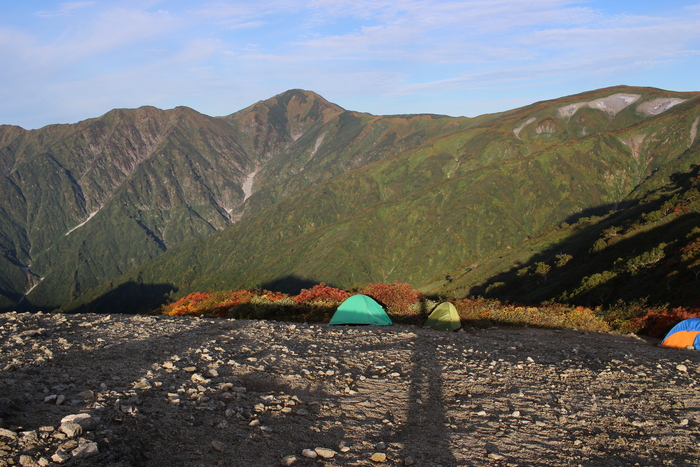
0,86,699,314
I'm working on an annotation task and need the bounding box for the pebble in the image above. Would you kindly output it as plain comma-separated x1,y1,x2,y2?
59,423,82,438
488,452,506,460
301,448,317,458
370,452,387,462
677,364,688,372
51,450,71,464
281,454,298,466
72,440,99,459
314,447,336,459
211,440,226,452
61,414,96,430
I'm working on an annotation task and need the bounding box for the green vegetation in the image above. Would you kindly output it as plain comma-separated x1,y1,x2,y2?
0,86,699,335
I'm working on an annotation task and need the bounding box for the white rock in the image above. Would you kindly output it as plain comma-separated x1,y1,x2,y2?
281,455,298,466
61,414,96,430
301,448,317,458
314,447,336,459
59,423,82,438
72,441,99,459
677,364,688,372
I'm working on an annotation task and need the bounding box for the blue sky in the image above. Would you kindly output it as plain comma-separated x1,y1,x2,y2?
1,0,699,129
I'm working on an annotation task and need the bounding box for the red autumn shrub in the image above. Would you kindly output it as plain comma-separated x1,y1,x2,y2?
162,292,212,316
360,281,421,315
294,283,351,304
629,307,700,338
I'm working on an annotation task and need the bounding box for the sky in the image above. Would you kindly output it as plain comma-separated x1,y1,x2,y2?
1,0,699,129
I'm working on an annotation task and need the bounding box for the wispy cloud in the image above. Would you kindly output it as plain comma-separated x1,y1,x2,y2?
1,1,699,128
35,1,96,18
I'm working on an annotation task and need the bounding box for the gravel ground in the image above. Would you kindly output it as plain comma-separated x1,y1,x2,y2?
1,311,699,466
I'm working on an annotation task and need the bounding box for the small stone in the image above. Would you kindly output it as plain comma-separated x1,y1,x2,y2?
51,450,71,464
511,410,521,418
680,419,690,426
59,423,82,438
191,373,210,383
281,454,298,466
249,419,260,427
314,447,336,459
55,395,65,405
75,390,94,400
208,369,219,377
573,440,583,446
211,440,226,452
488,453,506,460
19,455,36,467
72,441,99,459
0,427,18,438
43,395,58,404
375,442,387,450
476,410,487,416
404,456,416,465
371,452,387,462
677,364,688,372
61,414,96,430
338,442,351,453
133,380,152,390
301,448,317,458
183,366,197,373
37,457,51,467
295,408,309,416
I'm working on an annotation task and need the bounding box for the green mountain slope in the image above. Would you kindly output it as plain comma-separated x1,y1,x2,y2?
0,90,490,310
56,86,700,314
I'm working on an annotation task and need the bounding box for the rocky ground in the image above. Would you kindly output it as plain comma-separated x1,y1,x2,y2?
1,312,699,467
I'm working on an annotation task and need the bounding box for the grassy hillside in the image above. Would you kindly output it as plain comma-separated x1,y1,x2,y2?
57,86,700,315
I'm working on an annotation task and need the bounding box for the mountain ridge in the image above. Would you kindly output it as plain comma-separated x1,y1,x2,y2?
0,86,698,313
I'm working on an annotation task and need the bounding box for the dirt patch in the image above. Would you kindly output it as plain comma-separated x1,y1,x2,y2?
1,312,699,466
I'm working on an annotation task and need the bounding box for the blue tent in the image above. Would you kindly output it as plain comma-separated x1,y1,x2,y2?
661,318,700,350
329,294,392,326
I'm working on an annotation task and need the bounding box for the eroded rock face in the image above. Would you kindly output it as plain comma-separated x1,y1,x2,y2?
1,311,699,466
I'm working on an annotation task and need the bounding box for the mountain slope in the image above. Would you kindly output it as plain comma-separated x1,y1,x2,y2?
0,90,490,310
54,86,700,314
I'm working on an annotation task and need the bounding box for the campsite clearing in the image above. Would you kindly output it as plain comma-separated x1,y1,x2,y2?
1,312,699,466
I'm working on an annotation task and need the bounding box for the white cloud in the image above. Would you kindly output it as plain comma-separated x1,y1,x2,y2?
1,1,699,128
35,2,97,18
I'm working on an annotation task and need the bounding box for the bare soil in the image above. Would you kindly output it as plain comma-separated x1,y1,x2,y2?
1,312,700,466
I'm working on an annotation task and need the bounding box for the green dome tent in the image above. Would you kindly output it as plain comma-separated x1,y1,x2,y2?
329,294,392,326
423,302,461,331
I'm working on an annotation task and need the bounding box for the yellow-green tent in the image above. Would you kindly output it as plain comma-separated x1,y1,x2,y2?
424,302,461,331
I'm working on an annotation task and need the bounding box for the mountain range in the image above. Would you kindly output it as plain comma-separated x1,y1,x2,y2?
1,86,698,313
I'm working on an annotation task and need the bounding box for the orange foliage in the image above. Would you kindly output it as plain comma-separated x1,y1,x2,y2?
360,281,421,315
294,283,351,304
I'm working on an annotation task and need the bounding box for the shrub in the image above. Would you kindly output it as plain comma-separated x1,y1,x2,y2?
626,307,700,337
360,281,422,315
294,283,351,304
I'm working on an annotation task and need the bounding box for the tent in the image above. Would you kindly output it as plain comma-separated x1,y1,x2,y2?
661,318,700,350
423,302,462,331
329,294,392,326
